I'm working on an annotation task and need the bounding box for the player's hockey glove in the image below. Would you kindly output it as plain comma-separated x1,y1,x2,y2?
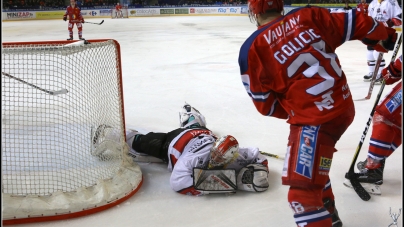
383,18,402,28
237,164,269,192
63,16,67,21
362,27,397,53
81,19,85,23
381,64,401,85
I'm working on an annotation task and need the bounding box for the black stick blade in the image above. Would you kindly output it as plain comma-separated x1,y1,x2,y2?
345,172,371,201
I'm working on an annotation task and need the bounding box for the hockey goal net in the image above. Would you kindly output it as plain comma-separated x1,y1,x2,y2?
111,7,129,18
1,39,143,225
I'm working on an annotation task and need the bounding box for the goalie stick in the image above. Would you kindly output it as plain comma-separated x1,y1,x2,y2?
2,72,68,96
84,20,104,25
364,33,402,100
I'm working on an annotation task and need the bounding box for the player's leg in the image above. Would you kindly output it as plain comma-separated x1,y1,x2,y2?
67,22,74,40
129,128,188,163
356,112,401,184
77,23,84,40
364,47,376,80
322,180,342,227
283,106,354,227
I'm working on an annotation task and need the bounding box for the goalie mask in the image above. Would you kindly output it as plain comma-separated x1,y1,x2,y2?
209,135,239,168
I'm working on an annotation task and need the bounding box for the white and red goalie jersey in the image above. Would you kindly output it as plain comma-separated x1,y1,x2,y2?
166,128,268,195
238,6,395,126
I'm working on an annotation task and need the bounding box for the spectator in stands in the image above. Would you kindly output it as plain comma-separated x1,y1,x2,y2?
343,1,352,9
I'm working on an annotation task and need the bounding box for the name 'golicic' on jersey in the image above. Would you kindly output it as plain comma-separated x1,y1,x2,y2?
238,6,390,125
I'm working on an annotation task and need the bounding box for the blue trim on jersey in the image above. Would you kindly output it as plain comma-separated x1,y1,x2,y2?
342,9,357,43
294,208,331,224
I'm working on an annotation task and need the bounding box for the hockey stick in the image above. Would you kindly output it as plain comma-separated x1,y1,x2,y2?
345,77,391,201
260,151,285,160
84,20,104,25
365,33,402,100
2,72,68,96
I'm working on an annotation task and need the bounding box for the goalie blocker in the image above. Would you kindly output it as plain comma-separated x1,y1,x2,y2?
193,164,269,194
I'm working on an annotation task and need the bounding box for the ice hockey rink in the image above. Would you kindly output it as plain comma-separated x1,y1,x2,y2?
2,15,403,227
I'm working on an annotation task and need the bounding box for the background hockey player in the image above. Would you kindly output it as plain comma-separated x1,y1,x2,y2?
126,103,270,195
115,3,123,18
63,0,85,40
346,55,402,194
357,0,369,15
363,0,401,82
238,0,397,226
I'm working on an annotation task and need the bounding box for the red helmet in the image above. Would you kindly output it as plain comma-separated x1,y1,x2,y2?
209,135,239,168
248,0,284,14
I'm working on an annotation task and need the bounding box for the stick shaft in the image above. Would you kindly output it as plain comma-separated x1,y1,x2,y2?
260,151,285,160
2,72,68,95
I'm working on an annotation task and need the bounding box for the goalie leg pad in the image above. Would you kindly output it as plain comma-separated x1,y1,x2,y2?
237,164,269,192
193,168,237,194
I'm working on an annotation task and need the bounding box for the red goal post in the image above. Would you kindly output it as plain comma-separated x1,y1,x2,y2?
112,6,129,18
1,39,142,225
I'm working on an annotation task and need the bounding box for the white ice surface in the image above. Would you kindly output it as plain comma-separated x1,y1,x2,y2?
2,16,402,227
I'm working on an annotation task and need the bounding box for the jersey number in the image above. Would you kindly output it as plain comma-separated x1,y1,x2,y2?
287,46,342,96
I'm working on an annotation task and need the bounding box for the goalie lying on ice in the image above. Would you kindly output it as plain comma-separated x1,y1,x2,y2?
126,103,270,195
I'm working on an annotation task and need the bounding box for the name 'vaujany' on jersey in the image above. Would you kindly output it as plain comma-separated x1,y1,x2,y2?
238,6,391,125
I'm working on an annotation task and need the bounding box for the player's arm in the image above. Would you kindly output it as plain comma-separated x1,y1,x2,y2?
78,9,84,23
239,72,289,120
323,7,397,52
381,55,402,85
63,7,68,21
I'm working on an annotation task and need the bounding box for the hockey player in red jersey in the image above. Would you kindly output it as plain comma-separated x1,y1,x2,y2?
238,0,397,226
363,0,401,82
63,0,85,40
123,103,270,195
357,0,369,15
350,55,402,191
115,3,123,18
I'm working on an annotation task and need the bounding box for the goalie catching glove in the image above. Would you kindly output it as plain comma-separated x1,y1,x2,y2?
237,164,269,192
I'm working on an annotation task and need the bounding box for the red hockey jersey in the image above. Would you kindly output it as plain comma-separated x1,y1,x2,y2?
239,6,391,125
357,2,369,14
64,5,83,23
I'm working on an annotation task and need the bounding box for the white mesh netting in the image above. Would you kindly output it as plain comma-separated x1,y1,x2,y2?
1,40,142,224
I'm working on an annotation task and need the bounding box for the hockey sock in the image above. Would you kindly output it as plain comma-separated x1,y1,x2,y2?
364,157,382,170
367,50,375,74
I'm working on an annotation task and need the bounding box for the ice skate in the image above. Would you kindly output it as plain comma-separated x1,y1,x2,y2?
67,37,73,40
356,158,385,185
90,124,125,160
179,102,207,128
126,129,164,163
323,198,343,227
363,72,382,84
79,37,85,40
343,158,384,195
363,72,372,81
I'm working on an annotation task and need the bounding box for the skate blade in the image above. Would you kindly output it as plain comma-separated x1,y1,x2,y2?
343,179,381,195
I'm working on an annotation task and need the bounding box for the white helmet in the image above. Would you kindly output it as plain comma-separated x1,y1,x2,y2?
209,135,239,168
179,103,206,128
